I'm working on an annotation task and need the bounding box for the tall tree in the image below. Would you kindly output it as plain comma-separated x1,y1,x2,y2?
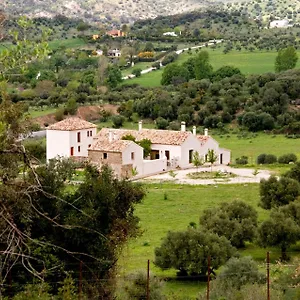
194,51,213,80
275,46,298,73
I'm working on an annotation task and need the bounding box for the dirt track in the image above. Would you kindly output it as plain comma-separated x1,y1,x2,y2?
141,165,273,185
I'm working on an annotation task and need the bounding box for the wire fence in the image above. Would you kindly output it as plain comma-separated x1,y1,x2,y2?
1,251,300,299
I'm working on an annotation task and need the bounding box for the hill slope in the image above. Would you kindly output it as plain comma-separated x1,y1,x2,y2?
4,0,230,24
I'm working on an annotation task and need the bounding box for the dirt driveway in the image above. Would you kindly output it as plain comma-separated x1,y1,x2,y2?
141,165,273,185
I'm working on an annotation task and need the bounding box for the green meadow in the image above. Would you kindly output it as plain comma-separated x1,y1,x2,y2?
215,133,300,166
119,183,299,298
48,38,87,50
124,48,300,87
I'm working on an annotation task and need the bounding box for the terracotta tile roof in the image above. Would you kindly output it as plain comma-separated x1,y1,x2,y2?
89,139,136,152
47,117,97,131
197,135,210,145
94,128,192,145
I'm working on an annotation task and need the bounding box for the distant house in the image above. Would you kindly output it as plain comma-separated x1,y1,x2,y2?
163,32,178,37
270,19,290,28
46,117,97,160
46,118,231,178
106,29,126,37
107,49,121,57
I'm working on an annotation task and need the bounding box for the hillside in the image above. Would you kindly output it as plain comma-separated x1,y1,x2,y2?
4,0,234,24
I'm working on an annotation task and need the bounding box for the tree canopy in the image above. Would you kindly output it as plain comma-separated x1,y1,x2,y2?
275,46,298,73
154,229,235,276
200,200,258,248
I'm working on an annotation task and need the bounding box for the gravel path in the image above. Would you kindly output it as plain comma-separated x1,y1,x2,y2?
140,165,273,185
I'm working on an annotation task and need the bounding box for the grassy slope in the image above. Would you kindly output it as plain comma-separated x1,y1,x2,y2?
124,48,300,87
119,182,300,298
48,38,87,50
215,133,300,164
119,183,261,297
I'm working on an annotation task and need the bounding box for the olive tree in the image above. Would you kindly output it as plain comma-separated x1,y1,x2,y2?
154,229,236,276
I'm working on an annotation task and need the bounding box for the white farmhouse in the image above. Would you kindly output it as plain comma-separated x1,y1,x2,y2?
89,122,230,178
46,117,97,160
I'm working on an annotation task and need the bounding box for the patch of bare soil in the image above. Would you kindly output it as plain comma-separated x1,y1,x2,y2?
33,104,119,127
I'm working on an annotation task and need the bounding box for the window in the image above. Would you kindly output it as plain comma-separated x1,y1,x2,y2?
87,131,89,137
70,147,74,156
77,132,81,143
90,130,93,136
131,152,135,160
78,146,81,152
88,144,91,148
103,153,108,159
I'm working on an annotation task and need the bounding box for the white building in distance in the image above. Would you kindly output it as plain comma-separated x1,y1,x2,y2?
46,117,97,160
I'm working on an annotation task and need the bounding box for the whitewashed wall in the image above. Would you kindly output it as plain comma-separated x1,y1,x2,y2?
142,158,167,177
46,130,70,160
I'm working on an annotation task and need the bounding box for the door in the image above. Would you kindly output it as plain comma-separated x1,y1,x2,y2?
189,150,193,163
70,147,74,156
165,150,170,160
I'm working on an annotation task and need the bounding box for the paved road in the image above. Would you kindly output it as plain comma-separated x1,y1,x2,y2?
122,40,223,80
140,165,272,185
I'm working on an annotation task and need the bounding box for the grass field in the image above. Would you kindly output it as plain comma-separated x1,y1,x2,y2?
215,132,300,169
119,183,299,298
48,38,87,50
124,47,300,87
29,107,57,118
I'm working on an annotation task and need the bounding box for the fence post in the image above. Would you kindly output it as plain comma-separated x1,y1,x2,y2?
146,259,150,300
207,256,211,300
79,261,83,300
267,252,270,300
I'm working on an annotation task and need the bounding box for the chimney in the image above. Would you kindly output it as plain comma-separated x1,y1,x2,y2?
108,130,113,142
138,120,143,131
192,126,196,136
204,128,208,137
181,121,186,132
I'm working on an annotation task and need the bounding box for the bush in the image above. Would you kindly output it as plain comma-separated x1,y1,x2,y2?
121,270,165,300
132,68,142,77
152,62,161,70
156,117,169,129
112,115,125,128
265,154,277,164
54,108,64,121
257,153,277,164
278,153,297,164
235,156,248,165
23,138,46,161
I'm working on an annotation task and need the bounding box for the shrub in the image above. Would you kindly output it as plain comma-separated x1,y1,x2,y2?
156,117,169,129
132,68,142,77
257,153,277,164
152,62,161,69
235,156,248,165
54,108,64,121
278,153,297,164
112,115,125,128
23,138,46,161
265,154,277,164
121,270,165,300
